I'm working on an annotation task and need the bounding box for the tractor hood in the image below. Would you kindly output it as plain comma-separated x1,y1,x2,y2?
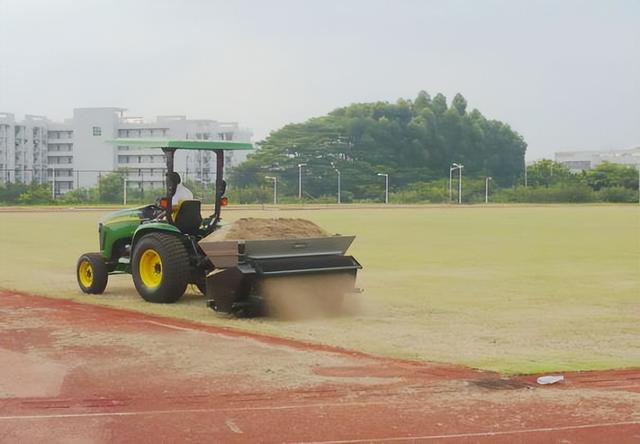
99,206,159,259
100,206,152,225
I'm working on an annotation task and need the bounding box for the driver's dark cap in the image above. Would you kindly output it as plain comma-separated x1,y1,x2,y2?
166,172,181,185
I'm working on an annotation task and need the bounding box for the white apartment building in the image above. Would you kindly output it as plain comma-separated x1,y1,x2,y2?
0,113,49,185
114,113,252,190
555,146,640,172
47,121,75,193
0,108,252,195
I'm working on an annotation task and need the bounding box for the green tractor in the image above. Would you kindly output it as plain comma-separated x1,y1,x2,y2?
76,139,361,316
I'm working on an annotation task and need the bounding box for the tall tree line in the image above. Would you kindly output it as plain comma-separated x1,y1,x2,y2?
231,91,527,199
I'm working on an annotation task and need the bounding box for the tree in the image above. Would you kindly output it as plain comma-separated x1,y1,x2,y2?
17,184,53,204
231,91,527,199
525,160,572,187
451,93,468,115
0,182,28,203
414,91,431,111
97,171,125,203
431,93,448,115
583,162,639,191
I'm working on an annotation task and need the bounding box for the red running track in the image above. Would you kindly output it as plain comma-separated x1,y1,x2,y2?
0,290,638,443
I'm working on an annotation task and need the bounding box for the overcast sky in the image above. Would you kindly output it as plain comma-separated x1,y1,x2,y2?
0,0,638,159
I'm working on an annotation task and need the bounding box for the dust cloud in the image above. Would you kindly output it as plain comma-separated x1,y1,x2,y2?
260,273,362,320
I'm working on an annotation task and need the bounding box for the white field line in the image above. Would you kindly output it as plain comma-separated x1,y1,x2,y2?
0,402,637,442
142,320,202,333
140,319,337,355
0,400,394,420
0,401,637,442
225,419,243,434
299,421,640,443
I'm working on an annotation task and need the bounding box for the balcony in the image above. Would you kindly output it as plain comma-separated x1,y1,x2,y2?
124,174,166,182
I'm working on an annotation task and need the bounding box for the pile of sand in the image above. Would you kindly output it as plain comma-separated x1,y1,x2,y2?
206,218,329,241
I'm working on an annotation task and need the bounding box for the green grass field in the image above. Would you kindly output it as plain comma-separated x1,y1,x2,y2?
1,205,638,374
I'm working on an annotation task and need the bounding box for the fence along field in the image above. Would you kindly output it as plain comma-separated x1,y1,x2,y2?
0,205,638,374
2,159,639,205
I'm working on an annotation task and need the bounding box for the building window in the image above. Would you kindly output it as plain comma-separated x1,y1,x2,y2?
92,127,102,136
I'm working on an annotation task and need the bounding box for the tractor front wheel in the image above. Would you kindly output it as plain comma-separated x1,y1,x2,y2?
77,253,108,294
132,233,190,303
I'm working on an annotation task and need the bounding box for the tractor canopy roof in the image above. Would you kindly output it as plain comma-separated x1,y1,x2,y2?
108,138,253,151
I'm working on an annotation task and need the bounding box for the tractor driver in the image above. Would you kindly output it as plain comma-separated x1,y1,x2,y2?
166,172,194,211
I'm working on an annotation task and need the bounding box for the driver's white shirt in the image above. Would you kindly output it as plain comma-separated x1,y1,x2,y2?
172,183,193,206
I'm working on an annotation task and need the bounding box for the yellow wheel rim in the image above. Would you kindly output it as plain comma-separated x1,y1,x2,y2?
139,249,163,288
79,260,94,288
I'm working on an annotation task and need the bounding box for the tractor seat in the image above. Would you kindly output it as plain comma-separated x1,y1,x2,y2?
174,200,202,235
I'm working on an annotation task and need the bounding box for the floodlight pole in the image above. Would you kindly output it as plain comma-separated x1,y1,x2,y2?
449,166,454,202
457,164,464,204
298,163,306,200
334,168,341,204
377,173,389,204
51,167,55,200
123,176,128,205
485,176,492,203
265,176,277,205
451,163,463,204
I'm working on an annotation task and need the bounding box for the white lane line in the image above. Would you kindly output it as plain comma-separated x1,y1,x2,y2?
1,399,637,442
0,400,394,420
143,320,200,333
299,421,640,443
225,419,243,434
0,406,637,442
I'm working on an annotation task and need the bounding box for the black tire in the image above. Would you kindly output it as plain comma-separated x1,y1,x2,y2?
77,253,109,294
195,280,207,296
132,233,190,303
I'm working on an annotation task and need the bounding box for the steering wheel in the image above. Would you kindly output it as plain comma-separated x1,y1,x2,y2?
147,201,167,221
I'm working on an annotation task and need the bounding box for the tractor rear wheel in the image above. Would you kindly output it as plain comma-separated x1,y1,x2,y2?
132,233,190,303
194,278,207,296
77,253,108,294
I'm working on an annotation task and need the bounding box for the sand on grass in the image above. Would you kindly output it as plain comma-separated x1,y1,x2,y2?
205,217,329,241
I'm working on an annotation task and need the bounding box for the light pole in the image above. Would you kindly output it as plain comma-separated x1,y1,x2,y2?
297,163,306,200
123,176,128,205
637,166,640,205
453,163,464,204
265,176,277,205
451,163,463,204
377,173,389,204
51,167,56,200
449,166,454,201
334,168,341,204
458,165,464,204
485,176,492,204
